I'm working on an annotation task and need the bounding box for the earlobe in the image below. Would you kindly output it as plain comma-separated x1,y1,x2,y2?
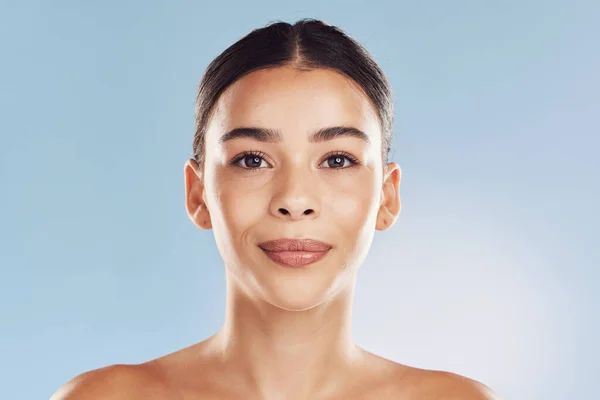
184,159,212,230
375,163,401,231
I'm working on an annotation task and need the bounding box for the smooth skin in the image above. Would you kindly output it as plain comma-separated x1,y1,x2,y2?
51,66,498,399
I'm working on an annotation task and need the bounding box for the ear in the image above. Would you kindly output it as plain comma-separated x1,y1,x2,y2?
184,159,212,230
376,162,401,231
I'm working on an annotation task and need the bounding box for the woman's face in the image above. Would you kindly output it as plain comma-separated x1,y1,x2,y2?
186,66,400,311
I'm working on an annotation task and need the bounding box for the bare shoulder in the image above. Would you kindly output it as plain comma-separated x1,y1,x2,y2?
429,370,498,399
399,367,500,400
50,363,177,400
357,348,499,400
50,340,214,400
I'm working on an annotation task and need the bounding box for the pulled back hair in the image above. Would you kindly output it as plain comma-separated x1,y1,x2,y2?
193,18,394,171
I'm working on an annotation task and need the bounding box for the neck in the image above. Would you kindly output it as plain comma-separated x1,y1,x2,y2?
210,272,362,399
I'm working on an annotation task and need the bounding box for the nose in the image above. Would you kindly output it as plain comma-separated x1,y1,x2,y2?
269,169,320,221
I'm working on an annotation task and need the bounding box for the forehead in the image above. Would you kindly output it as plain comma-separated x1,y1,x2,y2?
210,66,381,139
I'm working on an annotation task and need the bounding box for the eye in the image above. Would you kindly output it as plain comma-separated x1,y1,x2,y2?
319,152,360,169
231,151,270,169
230,151,360,170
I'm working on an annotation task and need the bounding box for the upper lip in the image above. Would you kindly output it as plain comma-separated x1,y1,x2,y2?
258,238,332,252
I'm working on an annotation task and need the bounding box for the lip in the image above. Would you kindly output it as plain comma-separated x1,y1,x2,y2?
258,238,332,268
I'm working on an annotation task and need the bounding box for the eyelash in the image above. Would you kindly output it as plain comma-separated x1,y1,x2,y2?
230,150,361,170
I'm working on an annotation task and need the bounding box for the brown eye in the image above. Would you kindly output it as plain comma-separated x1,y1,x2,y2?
327,155,345,168
319,153,359,169
243,155,264,168
231,152,270,169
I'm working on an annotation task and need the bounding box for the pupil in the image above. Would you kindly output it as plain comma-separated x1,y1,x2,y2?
330,156,343,167
247,156,260,167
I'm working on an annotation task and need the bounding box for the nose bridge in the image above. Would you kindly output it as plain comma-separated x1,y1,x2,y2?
270,164,320,220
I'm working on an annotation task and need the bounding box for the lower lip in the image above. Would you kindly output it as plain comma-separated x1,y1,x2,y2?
260,249,330,268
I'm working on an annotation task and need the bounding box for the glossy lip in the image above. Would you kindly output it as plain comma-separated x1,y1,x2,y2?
258,238,332,268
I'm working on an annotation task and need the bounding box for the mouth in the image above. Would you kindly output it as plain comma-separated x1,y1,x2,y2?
258,238,332,268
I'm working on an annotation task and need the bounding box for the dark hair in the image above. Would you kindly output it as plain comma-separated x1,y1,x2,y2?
193,18,394,171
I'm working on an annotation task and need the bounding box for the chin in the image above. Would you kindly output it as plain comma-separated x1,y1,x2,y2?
257,273,349,312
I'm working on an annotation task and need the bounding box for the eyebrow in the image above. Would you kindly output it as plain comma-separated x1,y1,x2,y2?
218,126,370,145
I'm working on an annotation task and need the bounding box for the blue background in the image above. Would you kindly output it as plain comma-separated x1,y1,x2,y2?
1,1,598,399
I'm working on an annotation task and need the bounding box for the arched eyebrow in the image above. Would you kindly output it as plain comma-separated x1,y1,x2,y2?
218,126,370,145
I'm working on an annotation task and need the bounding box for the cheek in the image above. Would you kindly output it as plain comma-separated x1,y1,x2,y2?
208,165,380,239
223,191,264,229
210,171,271,233
325,174,379,231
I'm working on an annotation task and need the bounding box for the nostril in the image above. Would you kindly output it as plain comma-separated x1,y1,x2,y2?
277,208,314,216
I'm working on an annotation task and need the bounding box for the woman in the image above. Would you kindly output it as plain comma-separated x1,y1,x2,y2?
52,18,498,400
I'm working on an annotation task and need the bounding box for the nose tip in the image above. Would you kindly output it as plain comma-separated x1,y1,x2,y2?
270,168,320,220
